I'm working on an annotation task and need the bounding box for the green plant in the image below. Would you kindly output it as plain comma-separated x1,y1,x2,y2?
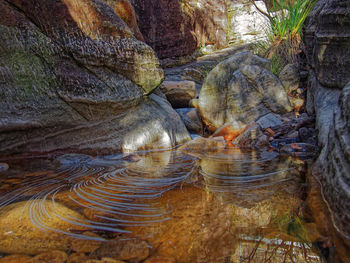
250,0,317,73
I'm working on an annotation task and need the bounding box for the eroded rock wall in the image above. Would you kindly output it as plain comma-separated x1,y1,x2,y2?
305,0,350,240
0,0,191,155
131,0,268,59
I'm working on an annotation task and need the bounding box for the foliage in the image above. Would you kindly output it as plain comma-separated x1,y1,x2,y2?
250,0,317,75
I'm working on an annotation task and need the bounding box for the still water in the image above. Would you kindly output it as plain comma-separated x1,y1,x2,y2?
0,138,334,262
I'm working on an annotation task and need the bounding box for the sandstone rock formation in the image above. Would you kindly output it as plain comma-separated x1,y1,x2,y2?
197,51,292,132
0,0,191,155
305,0,350,241
131,0,198,59
0,200,98,254
131,0,268,59
102,0,145,41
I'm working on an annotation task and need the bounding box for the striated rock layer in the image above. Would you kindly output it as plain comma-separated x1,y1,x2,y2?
0,0,191,155
305,0,350,241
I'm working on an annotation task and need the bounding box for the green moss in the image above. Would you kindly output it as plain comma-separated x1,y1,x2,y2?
3,51,55,99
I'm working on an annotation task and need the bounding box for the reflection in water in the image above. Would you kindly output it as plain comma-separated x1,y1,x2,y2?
0,152,196,241
0,143,327,262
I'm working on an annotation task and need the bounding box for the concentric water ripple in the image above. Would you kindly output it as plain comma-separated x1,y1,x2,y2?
0,144,301,241
0,150,197,240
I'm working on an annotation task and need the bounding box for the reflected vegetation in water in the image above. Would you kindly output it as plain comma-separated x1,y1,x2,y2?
0,139,333,262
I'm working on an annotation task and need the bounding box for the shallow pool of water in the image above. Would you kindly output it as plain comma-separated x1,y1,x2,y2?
0,142,338,262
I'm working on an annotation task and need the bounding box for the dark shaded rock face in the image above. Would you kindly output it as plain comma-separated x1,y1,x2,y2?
0,0,191,155
131,0,197,59
305,0,350,241
305,0,350,88
131,0,226,59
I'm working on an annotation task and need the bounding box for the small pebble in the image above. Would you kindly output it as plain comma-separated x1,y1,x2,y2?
0,163,9,172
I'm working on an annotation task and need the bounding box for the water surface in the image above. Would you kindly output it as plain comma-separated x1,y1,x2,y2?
0,141,335,262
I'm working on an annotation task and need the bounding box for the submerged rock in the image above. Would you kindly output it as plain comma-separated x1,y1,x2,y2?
198,51,291,132
0,255,31,263
24,251,68,263
0,200,100,255
92,239,149,262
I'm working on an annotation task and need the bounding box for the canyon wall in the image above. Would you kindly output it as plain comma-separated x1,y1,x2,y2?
0,0,190,155
304,0,350,240
131,0,268,59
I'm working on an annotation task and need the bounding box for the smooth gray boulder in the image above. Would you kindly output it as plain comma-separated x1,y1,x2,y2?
198,51,291,132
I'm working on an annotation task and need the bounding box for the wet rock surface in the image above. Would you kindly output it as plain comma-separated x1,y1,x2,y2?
0,200,97,255
92,239,149,262
24,251,68,263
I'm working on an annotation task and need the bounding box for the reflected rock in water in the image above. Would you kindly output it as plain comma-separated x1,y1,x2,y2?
0,151,196,255
0,146,327,262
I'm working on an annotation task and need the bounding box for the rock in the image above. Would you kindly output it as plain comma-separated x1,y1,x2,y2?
233,123,269,148
92,239,149,262
270,138,297,148
0,163,9,172
279,64,300,94
0,0,196,156
143,256,176,263
176,108,203,134
67,253,90,263
0,255,31,263
159,80,196,108
211,122,246,141
86,258,125,263
0,200,96,255
198,51,291,132
305,0,350,88
24,251,68,263
304,0,350,235
226,0,270,45
280,143,319,157
313,82,350,238
132,0,226,58
298,127,313,142
68,232,101,253
178,137,226,159
286,131,299,139
182,67,205,84
257,113,283,130
189,98,199,109
121,94,191,153
102,0,144,41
